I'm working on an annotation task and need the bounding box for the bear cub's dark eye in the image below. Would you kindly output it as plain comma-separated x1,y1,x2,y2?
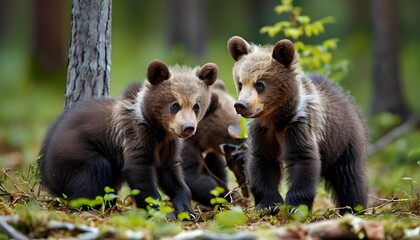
171,102,181,113
193,103,200,113
255,80,265,93
237,82,242,91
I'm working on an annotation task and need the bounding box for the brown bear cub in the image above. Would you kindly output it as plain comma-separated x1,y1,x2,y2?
181,80,244,206
227,36,368,215
40,60,218,218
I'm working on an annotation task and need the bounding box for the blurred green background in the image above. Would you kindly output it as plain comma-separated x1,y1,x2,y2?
0,0,419,197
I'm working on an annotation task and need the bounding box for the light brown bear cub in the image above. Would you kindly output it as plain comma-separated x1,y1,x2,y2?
227,36,368,215
181,80,243,206
40,60,218,218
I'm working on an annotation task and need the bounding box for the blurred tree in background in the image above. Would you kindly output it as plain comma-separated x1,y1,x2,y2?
33,0,66,76
372,0,410,119
167,0,207,58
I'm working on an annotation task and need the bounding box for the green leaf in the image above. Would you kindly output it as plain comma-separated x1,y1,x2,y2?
321,52,332,64
294,41,305,51
323,38,339,49
274,5,288,14
214,206,247,227
354,204,364,212
293,6,302,15
104,193,119,202
69,196,103,209
211,196,229,206
215,186,225,195
296,16,310,25
292,205,309,222
104,186,115,193
282,0,293,5
177,212,191,221
284,28,302,40
304,25,312,37
319,16,336,24
260,26,271,34
130,189,140,196
160,206,174,215
210,189,219,197
215,197,229,205
275,21,292,28
311,22,324,35
145,196,156,205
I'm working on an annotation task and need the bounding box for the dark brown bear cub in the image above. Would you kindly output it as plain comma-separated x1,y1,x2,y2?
40,60,218,217
181,80,244,206
227,36,368,215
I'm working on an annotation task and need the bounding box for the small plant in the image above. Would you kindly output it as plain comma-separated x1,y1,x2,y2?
0,164,41,205
110,209,182,239
291,205,310,222
210,186,229,211
15,163,40,194
260,0,348,81
210,206,247,234
69,186,139,213
144,196,174,221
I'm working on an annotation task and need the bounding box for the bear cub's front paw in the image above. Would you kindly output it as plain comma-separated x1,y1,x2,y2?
255,202,282,215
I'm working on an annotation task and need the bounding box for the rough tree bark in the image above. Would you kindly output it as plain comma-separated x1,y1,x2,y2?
65,0,112,111
372,0,410,119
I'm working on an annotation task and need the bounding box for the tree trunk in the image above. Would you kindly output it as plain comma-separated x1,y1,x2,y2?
167,0,207,58
65,0,112,111
0,1,10,39
372,0,410,119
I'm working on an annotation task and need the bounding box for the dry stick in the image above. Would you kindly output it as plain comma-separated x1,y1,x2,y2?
0,168,25,193
272,215,385,240
0,216,30,240
357,195,410,215
369,117,420,154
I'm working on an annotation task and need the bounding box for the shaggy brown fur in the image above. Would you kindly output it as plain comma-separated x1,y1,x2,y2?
40,60,218,217
181,80,243,206
227,36,368,215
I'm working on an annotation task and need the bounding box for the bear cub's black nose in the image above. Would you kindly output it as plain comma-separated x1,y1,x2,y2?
234,100,248,114
182,123,195,135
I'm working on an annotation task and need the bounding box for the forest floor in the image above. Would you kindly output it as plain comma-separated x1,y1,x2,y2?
0,164,419,240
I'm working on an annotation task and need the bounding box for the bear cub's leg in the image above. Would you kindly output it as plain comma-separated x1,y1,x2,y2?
248,126,284,214
324,145,368,215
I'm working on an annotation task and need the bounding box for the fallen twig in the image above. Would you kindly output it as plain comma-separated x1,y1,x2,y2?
0,215,30,240
272,215,385,240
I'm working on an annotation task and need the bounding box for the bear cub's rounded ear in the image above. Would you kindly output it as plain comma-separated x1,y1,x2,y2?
227,36,251,61
147,60,171,85
212,79,227,91
197,63,218,86
272,39,295,67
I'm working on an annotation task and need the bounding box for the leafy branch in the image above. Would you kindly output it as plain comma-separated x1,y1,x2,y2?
260,0,348,80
